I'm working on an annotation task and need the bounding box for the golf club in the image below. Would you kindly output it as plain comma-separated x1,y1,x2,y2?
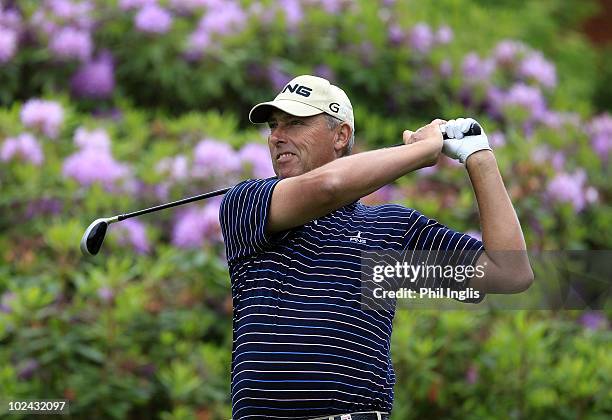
80,123,480,256
80,186,231,256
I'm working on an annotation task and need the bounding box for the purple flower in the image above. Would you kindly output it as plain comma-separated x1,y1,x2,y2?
519,52,556,89
49,26,92,61
97,286,114,302
280,0,303,26
585,186,598,204
31,10,58,36
319,0,343,14
409,23,433,54
362,185,399,205
503,83,547,120
358,41,375,66
550,151,566,171
485,86,506,117
155,183,170,201
579,311,607,330
156,155,189,181
462,52,495,83
465,365,478,384
201,200,223,241
539,110,564,129
114,219,150,254
1,133,44,165
388,24,404,45
119,0,157,11
171,199,222,248
170,0,215,13
25,197,63,219
587,113,612,157
439,59,452,78
0,27,17,64
489,131,506,148
73,127,111,151
267,61,292,91
71,52,115,99
50,0,79,19
192,138,241,178
546,170,588,212
239,143,274,178
313,64,334,82
493,39,527,66
418,67,434,82
62,148,130,188
0,8,22,30
135,4,173,34
532,146,550,163
436,25,453,44
18,359,39,380
20,99,64,139
185,28,211,60
248,2,273,26
172,207,205,248
137,362,157,377
417,164,438,177
198,1,247,36
0,292,16,313
48,0,94,29
90,107,122,121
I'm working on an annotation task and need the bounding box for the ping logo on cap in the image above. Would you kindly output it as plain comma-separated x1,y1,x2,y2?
282,84,312,97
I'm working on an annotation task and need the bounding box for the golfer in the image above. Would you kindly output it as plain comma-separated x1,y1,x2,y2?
219,75,533,420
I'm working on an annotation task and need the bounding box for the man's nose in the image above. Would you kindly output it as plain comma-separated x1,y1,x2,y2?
269,128,287,145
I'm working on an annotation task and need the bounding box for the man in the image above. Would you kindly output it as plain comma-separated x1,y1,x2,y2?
219,75,532,420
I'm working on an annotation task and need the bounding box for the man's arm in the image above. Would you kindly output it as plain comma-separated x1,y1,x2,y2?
267,120,444,234
465,151,534,294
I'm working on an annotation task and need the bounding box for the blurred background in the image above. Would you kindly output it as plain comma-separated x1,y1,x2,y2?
0,0,611,418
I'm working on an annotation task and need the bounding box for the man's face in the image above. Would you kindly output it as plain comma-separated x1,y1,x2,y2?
267,110,338,179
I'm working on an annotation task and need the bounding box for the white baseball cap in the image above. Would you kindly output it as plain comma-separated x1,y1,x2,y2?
249,75,354,133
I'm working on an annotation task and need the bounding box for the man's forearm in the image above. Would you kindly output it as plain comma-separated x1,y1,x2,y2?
466,150,526,251
320,141,438,206
466,150,533,293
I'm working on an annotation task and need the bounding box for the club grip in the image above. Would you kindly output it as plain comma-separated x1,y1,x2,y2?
441,122,481,140
393,122,482,147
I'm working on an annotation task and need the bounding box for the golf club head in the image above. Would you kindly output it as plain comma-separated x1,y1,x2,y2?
80,217,116,256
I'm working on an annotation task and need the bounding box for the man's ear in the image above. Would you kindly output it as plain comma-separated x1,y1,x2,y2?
333,123,351,156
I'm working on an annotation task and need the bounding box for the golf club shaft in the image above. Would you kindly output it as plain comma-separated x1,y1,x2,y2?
117,187,231,222
114,123,479,222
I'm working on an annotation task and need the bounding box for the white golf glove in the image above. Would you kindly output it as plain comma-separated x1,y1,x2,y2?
442,118,491,164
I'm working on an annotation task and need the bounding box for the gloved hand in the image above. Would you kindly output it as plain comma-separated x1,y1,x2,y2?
442,118,491,164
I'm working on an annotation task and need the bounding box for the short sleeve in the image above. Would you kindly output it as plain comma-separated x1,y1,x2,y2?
402,210,486,304
219,177,282,264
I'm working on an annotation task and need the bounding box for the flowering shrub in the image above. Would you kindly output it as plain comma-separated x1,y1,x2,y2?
0,0,610,419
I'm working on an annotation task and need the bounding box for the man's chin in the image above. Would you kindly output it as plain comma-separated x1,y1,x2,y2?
277,167,304,179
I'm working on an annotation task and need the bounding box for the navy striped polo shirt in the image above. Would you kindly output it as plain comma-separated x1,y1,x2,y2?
219,178,484,420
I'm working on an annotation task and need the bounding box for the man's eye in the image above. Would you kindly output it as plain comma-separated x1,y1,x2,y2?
268,122,277,129
291,120,303,125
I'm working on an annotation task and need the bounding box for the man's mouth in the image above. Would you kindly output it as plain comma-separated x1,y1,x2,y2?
276,152,296,163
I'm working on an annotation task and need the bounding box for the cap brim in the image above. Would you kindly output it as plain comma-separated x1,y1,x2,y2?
249,99,324,123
